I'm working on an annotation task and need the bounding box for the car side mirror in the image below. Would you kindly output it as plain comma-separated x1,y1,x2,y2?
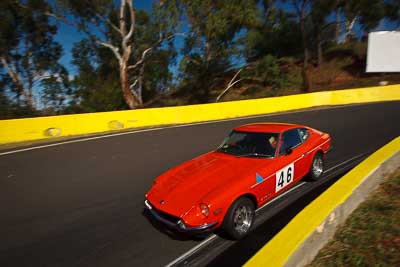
285,147,293,155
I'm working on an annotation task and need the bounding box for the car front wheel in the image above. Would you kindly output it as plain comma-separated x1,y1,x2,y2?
222,197,255,239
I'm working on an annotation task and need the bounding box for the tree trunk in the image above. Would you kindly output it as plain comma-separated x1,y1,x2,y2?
0,57,36,112
300,9,311,92
120,64,140,109
202,40,211,100
316,27,323,69
335,5,340,44
345,17,357,42
137,63,145,104
118,0,142,109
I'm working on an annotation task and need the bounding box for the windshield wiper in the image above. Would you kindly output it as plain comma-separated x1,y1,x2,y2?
236,153,273,158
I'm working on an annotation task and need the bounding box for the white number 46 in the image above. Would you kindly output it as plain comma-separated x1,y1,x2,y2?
275,163,294,192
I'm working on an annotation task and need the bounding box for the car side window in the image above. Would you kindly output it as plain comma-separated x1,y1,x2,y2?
298,128,309,143
279,129,302,155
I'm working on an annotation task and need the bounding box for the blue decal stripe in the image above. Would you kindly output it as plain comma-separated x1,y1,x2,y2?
256,173,263,183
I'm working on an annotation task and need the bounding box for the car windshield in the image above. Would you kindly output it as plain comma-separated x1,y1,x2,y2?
217,131,279,158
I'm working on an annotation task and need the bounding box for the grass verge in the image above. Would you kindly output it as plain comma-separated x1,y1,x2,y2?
308,168,400,267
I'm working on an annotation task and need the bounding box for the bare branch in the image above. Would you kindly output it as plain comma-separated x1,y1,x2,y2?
129,80,140,99
98,41,123,64
129,79,139,90
127,47,152,71
124,0,135,45
94,13,122,35
216,79,244,102
120,0,127,39
127,33,184,71
32,74,56,84
216,68,244,102
0,56,35,109
81,0,122,36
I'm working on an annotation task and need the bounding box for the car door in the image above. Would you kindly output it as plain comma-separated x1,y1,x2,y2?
274,129,305,194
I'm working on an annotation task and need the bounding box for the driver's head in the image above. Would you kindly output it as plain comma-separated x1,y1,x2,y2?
269,136,277,148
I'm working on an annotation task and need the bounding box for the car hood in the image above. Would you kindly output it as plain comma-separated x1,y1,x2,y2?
147,151,266,217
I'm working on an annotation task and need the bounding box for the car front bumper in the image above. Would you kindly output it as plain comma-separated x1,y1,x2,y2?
144,200,218,233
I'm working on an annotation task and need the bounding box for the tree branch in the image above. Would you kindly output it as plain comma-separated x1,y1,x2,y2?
120,0,127,45
98,40,123,64
216,68,244,102
0,56,35,109
94,13,122,36
129,79,139,90
124,0,135,45
50,9,122,63
82,0,122,36
127,33,184,71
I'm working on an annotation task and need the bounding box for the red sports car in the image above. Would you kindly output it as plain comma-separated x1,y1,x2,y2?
145,123,331,239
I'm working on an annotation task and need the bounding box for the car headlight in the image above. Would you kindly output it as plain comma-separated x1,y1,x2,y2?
199,203,209,218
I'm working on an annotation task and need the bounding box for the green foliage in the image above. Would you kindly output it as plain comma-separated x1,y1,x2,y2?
0,0,69,113
343,0,386,30
68,39,126,112
178,0,259,101
385,0,400,24
243,55,286,92
1,0,397,117
65,3,176,112
325,41,368,60
243,14,303,59
54,1,177,110
130,8,176,102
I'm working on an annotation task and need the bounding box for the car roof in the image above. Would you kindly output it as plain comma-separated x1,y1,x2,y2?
234,123,305,133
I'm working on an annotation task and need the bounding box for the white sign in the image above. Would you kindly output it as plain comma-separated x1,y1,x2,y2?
366,31,400,72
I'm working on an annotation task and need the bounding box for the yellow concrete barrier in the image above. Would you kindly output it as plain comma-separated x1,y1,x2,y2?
245,136,400,267
0,85,399,144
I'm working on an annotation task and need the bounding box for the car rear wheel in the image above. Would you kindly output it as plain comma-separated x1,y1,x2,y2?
309,152,324,181
222,197,255,239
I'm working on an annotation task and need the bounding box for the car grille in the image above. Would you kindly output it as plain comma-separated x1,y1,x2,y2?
150,203,181,224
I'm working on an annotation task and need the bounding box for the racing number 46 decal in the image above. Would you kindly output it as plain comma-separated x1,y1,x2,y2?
275,163,294,193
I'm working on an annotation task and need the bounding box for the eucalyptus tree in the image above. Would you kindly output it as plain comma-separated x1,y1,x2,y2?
243,0,307,60
311,0,336,68
342,0,385,41
49,0,180,109
178,0,259,101
69,8,175,112
282,0,313,92
0,0,68,112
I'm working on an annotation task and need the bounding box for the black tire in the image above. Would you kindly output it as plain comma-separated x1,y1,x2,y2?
222,197,255,240
308,152,324,181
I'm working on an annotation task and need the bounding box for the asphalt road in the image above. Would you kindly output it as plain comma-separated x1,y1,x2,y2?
0,101,399,267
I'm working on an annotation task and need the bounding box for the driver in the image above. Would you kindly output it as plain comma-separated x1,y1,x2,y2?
269,136,277,149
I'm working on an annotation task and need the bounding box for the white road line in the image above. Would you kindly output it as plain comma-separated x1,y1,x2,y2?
325,153,366,173
164,155,365,266
165,234,218,267
1,104,354,156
